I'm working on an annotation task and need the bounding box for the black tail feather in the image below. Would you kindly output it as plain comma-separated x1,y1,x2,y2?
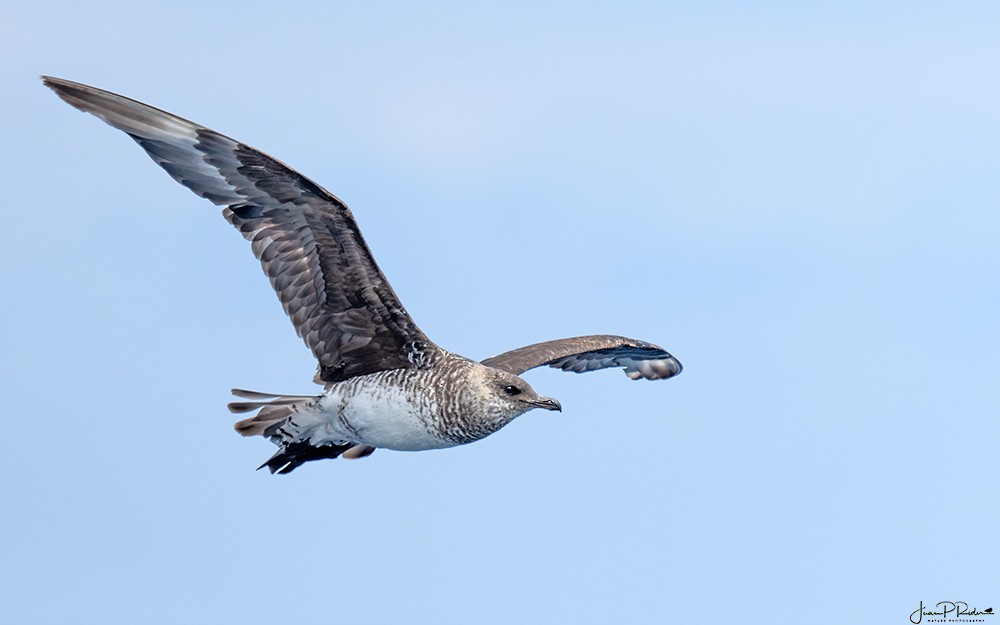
259,441,354,475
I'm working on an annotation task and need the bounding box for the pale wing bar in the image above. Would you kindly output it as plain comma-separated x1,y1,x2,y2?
481,335,682,381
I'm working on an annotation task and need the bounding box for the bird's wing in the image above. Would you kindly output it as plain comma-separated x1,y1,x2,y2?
44,76,437,384
481,335,682,380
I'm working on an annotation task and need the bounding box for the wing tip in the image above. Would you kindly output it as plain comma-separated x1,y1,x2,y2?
41,75,93,102
624,355,683,380
42,75,85,108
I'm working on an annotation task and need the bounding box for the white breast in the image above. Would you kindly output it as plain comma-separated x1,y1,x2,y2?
310,377,451,452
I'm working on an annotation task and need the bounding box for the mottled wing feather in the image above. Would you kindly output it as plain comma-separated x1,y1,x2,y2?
482,335,682,381
44,76,436,383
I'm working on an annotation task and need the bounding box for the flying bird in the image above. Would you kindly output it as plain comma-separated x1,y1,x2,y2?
43,76,683,473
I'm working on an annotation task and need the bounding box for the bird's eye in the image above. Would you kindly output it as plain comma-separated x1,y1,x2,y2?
503,385,521,396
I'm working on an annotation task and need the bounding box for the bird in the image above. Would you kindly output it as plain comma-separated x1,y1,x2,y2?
43,76,683,474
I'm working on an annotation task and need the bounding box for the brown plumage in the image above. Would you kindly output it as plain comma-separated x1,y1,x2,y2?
481,335,682,380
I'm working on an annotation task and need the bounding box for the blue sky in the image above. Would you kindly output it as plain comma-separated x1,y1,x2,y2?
2,2,998,624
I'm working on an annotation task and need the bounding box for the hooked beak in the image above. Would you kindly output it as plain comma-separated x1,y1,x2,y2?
529,397,562,412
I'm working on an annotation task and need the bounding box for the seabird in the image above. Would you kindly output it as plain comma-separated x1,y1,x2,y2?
43,76,683,474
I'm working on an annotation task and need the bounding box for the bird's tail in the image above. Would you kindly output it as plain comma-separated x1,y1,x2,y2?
229,388,317,437
258,440,354,474
229,389,377,473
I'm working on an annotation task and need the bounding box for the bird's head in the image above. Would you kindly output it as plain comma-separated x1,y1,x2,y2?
479,366,562,416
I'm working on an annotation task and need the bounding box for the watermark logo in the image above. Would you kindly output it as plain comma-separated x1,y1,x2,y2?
910,601,994,624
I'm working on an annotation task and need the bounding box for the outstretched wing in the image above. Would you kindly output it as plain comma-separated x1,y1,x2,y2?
44,76,436,384
482,335,682,381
